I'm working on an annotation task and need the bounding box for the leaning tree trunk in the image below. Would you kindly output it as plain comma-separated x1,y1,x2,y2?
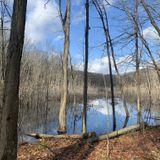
92,0,116,131
0,0,27,159
104,7,129,118
58,0,70,134
96,1,116,131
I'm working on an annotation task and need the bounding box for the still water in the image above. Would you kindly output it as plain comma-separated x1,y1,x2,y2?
20,98,160,142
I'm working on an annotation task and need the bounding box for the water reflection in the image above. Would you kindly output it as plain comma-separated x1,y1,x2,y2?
20,98,160,141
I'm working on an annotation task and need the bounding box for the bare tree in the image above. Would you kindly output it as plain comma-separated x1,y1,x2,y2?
103,0,129,118
58,0,71,134
92,0,116,131
134,0,142,123
82,0,89,134
121,0,160,121
0,0,27,159
121,0,160,81
141,0,160,37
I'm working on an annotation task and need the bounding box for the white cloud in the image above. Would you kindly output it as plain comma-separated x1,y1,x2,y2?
25,0,61,43
75,57,109,74
143,26,160,42
88,57,109,74
8,0,85,43
7,0,115,44
75,54,135,75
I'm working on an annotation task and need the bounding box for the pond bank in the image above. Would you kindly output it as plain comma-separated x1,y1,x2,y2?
18,126,160,160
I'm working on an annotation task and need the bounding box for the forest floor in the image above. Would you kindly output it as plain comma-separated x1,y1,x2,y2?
18,126,160,160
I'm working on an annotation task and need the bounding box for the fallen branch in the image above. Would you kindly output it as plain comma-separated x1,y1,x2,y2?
91,124,141,142
25,133,82,139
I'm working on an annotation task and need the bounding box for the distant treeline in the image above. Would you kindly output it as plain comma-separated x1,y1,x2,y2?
0,50,159,105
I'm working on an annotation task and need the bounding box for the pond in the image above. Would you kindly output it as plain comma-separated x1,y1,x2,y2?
20,98,160,142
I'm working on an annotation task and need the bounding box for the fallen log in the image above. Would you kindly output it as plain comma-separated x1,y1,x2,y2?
91,124,141,142
26,132,97,140
25,133,82,139
26,124,147,141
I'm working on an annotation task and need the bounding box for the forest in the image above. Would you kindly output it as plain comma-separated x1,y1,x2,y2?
0,0,160,160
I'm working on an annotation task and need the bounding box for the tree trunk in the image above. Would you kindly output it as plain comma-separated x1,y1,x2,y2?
93,0,116,131
138,30,160,81
58,0,70,134
82,0,89,134
0,0,5,81
25,133,81,139
0,0,27,159
106,34,116,131
91,124,141,142
132,1,160,82
134,0,142,124
104,8,129,118
0,1,6,129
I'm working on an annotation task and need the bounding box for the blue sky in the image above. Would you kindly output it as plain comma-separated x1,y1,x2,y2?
6,0,160,74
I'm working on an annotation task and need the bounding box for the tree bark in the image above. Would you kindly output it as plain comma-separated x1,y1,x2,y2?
25,133,82,139
58,0,70,134
82,0,89,134
0,0,5,81
0,0,27,159
134,0,142,124
0,0,6,128
91,124,141,142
